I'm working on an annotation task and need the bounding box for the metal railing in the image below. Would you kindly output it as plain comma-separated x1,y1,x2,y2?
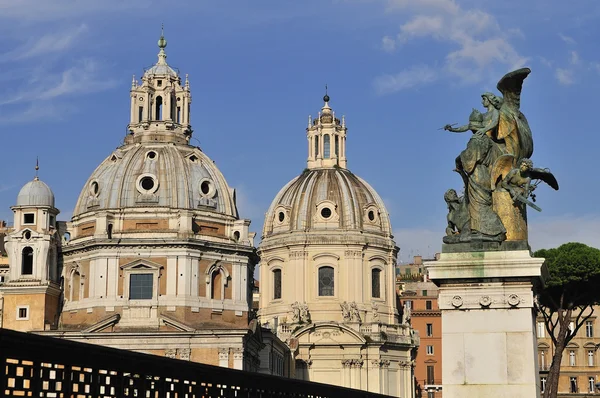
0,328,391,398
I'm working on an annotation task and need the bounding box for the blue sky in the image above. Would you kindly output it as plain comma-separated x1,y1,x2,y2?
1,0,599,263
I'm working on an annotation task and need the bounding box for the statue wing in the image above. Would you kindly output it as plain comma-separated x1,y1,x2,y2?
529,168,559,190
491,154,516,189
497,68,531,112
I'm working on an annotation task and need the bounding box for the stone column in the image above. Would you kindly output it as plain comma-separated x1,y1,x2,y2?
425,246,545,398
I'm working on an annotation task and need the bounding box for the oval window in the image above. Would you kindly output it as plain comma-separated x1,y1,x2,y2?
147,151,157,160
24,230,31,240
368,210,375,221
201,181,211,195
278,212,285,222
90,181,99,196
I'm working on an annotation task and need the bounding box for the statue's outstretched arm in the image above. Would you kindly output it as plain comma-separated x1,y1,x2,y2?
445,124,470,133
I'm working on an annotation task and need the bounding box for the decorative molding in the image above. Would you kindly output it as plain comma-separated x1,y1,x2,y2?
165,349,177,359
342,359,364,368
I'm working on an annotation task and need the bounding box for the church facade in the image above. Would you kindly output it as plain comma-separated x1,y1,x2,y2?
0,32,417,396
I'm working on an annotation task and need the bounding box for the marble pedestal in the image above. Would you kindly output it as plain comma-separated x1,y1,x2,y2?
425,246,545,398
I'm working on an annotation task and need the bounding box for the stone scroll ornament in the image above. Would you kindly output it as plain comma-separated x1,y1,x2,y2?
442,68,559,243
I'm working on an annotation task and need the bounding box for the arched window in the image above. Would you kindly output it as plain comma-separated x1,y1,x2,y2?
155,96,163,120
335,136,339,156
318,266,334,296
323,135,330,159
22,247,33,275
211,270,222,299
372,268,381,298
273,269,282,300
107,224,113,240
315,136,319,157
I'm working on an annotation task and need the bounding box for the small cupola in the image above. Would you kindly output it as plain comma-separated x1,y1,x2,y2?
306,89,347,169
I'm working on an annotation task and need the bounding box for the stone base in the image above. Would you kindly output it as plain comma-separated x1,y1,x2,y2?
425,249,545,398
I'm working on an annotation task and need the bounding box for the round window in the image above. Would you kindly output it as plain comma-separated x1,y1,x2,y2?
140,177,155,191
368,210,375,221
278,212,285,222
24,231,31,240
321,207,332,219
146,151,157,160
201,181,211,195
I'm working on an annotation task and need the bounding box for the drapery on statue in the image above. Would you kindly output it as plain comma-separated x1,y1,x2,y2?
442,68,558,243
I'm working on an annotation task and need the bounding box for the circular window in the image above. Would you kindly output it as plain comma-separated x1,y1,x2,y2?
136,174,159,194
278,212,285,222
141,177,155,191
146,151,157,160
201,181,211,195
368,210,375,221
24,231,31,240
321,207,332,219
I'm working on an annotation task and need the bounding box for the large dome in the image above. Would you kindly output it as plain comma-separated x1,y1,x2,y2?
16,178,55,207
263,168,392,237
73,143,238,218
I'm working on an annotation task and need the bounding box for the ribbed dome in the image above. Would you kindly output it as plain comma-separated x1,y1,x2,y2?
16,178,55,207
263,168,391,237
73,143,238,218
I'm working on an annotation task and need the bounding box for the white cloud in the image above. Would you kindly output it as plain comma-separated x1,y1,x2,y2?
375,0,527,90
373,65,437,95
559,33,576,45
381,35,396,53
570,51,580,65
0,59,117,106
1,24,88,62
555,68,574,85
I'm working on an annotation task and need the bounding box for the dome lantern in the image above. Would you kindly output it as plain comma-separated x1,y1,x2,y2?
306,90,347,170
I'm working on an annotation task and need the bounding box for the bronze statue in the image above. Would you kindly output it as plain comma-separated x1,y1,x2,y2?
442,68,558,243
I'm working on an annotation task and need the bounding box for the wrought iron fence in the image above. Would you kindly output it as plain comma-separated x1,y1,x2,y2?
0,328,391,398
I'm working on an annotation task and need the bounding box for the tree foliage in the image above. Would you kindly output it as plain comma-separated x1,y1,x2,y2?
534,242,600,398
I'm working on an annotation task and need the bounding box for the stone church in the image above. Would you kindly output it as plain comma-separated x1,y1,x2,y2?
0,31,417,396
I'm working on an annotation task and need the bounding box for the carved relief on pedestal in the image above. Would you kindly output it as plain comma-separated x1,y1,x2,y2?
340,301,361,323
291,301,310,323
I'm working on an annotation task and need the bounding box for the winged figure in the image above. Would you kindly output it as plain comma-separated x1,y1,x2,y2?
500,158,559,211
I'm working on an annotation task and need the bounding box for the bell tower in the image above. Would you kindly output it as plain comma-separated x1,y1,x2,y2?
306,90,347,169
126,27,192,145
1,166,61,332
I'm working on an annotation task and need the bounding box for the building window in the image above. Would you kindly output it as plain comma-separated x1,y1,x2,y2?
138,106,143,122
569,321,575,335
155,96,163,120
537,321,546,338
570,377,578,393
177,106,181,123
371,269,381,298
422,290,428,296
273,269,282,300
426,300,432,310
586,320,594,338
23,213,35,224
335,136,339,156
569,350,576,366
541,377,547,393
21,247,33,275
323,135,330,159
426,323,433,337
426,345,434,355
405,300,413,310
427,392,435,398
0,275,4,283
129,274,153,300
16,306,29,320
318,266,334,296
588,350,594,366
315,136,319,157
540,350,547,370
589,377,596,393
426,365,435,384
